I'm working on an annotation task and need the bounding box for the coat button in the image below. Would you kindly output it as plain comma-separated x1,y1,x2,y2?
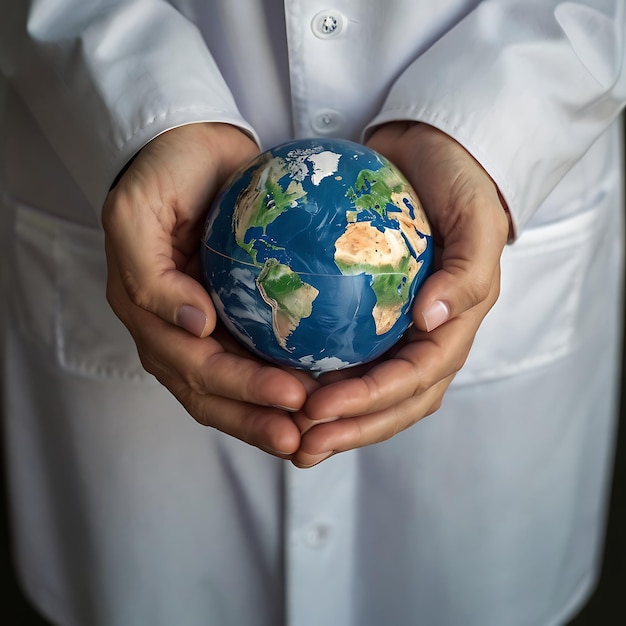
311,11,345,38
312,109,344,135
304,522,332,548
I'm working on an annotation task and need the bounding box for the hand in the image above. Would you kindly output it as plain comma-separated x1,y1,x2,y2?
291,122,512,467
103,123,316,456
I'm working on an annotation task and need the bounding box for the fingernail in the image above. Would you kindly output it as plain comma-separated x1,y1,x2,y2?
271,404,300,412
422,300,450,332
177,304,207,337
262,445,292,457
298,415,339,437
296,451,334,468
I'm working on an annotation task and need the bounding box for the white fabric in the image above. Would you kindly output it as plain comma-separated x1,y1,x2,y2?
1,1,625,625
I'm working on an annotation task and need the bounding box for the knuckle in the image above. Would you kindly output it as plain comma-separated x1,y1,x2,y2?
468,270,493,305
184,351,226,396
427,396,444,415
186,375,209,396
384,411,407,441
104,281,121,314
138,348,169,380
121,271,153,311
177,388,215,428
451,351,468,375
243,365,268,404
362,375,385,406
100,197,116,232
404,362,433,397
410,377,430,398
183,363,212,396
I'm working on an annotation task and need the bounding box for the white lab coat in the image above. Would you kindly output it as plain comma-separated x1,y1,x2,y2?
1,1,625,625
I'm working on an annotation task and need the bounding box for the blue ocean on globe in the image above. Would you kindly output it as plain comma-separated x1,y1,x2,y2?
200,137,434,373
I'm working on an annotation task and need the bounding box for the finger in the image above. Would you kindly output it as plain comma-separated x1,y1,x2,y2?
414,197,505,333
292,375,453,468
299,327,452,422
209,322,322,397
171,387,302,457
137,314,309,412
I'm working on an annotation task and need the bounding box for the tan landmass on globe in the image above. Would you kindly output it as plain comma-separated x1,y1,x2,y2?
334,221,422,335
389,189,430,256
372,301,405,336
334,221,409,268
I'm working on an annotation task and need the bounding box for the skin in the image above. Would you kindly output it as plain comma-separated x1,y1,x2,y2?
102,121,510,466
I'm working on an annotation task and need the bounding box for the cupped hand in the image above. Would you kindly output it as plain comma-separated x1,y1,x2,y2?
102,122,317,456
291,122,512,467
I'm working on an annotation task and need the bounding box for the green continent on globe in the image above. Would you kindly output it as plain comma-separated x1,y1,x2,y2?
346,163,431,253
232,153,307,263
256,258,319,350
346,166,400,216
346,163,430,218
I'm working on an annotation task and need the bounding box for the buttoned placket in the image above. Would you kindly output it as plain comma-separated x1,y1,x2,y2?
284,452,358,626
282,7,361,623
285,3,358,140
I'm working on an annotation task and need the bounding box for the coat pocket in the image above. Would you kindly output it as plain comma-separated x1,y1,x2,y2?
453,205,602,386
11,200,150,380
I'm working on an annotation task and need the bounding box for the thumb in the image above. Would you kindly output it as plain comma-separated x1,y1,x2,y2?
414,251,499,334
412,194,509,333
102,185,217,338
104,233,217,338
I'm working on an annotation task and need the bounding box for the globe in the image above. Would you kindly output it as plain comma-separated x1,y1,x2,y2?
200,137,434,373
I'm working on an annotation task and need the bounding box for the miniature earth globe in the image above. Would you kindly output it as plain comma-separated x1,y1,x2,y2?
200,137,434,373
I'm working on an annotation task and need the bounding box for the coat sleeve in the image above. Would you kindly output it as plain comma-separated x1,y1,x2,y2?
365,0,626,237
2,0,259,214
